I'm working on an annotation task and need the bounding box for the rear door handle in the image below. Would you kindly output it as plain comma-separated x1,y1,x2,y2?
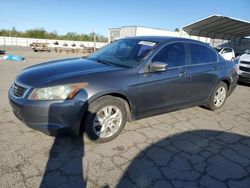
178,71,188,77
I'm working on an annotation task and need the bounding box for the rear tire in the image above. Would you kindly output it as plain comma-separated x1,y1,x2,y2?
206,82,228,111
84,96,127,143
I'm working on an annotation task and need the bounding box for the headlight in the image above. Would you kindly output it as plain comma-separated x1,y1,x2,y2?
28,82,88,100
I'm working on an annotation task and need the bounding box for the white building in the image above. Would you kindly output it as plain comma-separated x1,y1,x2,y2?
108,26,210,43
108,16,250,54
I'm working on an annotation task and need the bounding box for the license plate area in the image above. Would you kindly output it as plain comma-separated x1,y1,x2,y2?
11,102,24,122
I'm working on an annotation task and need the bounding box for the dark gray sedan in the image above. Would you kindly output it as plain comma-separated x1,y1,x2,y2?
9,36,238,142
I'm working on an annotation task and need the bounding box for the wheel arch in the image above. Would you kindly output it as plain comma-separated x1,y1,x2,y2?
87,91,133,119
220,79,230,91
102,93,132,121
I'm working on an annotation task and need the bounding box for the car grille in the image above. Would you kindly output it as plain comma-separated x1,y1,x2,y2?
240,61,250,65
239,66,250,72
12,83,28,97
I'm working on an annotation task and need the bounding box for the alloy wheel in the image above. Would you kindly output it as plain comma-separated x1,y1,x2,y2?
93,106,122,138
214,86,226,107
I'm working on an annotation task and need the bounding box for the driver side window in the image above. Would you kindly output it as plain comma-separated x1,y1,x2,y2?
152,43,185,68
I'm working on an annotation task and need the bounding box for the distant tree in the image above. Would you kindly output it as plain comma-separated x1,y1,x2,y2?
0,29,9,36
11,27,19,37
24,28,48,38
0,28,108,42
49,31,58,39
175,28,180,32
89,32,95,41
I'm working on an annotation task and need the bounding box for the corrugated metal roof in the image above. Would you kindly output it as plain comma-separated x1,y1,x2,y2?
182,15,250,40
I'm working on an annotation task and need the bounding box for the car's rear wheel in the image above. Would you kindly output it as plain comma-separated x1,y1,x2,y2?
84,96,127,143
206,82,228,111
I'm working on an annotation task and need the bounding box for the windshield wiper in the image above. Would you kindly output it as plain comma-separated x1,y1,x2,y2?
92,58,114,66
89,57,130,68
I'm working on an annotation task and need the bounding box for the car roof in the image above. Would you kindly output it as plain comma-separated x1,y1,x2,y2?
123,36,206,45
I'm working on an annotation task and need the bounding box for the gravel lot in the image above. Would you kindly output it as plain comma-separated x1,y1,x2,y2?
0,46,250,188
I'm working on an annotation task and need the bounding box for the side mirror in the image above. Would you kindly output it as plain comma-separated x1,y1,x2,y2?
149,61,168,72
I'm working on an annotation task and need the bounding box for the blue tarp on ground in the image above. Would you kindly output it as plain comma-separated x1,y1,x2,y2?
2,55,25,61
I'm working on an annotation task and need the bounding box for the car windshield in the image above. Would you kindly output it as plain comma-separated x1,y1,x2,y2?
87,39,158,68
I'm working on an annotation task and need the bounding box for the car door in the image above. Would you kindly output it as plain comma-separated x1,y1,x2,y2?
184,43,220,103
137,42,190,117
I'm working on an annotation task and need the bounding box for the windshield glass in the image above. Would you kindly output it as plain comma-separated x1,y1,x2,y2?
88,39,157,67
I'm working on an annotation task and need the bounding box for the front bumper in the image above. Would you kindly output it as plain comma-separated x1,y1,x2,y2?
238,73,250,83
238,65,250,83
8,89,87,136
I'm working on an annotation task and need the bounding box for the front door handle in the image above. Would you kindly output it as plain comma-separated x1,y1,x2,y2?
178,71,188,77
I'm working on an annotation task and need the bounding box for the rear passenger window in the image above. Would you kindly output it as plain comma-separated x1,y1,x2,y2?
208,48,217,62
152,43,185,67
189,43,217,64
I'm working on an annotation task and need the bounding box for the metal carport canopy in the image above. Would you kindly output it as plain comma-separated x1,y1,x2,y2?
182,15,250,40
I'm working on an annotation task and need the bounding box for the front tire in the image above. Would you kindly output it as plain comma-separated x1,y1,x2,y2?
84,96,127,143
206,82,228,111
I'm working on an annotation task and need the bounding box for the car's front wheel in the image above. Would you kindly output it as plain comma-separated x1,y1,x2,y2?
206,81,228,111
84,96,127,143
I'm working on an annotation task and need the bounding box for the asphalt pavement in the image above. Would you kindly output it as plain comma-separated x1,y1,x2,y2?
0,46,250,188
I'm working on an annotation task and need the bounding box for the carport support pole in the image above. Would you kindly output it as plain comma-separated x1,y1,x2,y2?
94,30,96,52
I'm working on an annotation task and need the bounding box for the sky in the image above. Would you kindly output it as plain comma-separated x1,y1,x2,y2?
0,0,249,36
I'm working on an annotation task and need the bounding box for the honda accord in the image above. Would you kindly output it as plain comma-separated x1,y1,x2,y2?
9,36,238,142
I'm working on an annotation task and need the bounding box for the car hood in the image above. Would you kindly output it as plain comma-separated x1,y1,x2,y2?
16,58,120,87
239,54,250,62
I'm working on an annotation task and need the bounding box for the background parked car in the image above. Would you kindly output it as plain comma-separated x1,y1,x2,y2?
236,50,250,83
215,47,235,60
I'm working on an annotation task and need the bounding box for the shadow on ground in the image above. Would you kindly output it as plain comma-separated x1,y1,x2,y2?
238,81,250,87
117,130,250,188
39,89,91,188
39,136,85,188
